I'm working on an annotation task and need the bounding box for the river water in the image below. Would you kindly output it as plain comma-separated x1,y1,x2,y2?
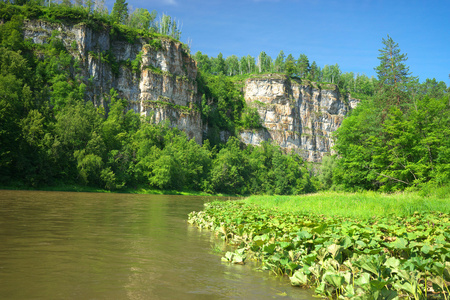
0,190,314,299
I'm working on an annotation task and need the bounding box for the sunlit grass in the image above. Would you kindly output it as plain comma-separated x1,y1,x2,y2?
245,191,450,219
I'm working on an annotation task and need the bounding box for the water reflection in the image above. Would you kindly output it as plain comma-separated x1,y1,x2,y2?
0,190,313,299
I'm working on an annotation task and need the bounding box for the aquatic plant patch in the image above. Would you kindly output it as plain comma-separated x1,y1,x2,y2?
188,200,450,299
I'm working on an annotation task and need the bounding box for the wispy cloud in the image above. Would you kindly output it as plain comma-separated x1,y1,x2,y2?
163,0,178,5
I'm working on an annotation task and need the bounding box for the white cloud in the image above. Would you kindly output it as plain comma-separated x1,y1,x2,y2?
163,0,178,5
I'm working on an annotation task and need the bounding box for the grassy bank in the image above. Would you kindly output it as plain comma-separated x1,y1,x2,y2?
0,183,233,197
188,192,450,299
245,191,450,218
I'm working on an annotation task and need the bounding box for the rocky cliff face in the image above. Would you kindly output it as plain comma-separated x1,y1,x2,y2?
23,19,202,143
241,74,357,162
22,20,356,161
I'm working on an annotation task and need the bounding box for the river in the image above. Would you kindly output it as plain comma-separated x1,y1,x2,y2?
0,190,314,299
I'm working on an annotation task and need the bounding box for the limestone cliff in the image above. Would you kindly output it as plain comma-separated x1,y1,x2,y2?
240,74,357,162
23,19,202,143
21,20,356,161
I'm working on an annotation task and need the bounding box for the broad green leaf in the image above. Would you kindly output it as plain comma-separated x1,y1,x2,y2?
431,262,444,276
354,272,371,287
296,230,312,240
225,251,233,261
421,244,433,254
308,264,321,278
393,281,415,295
263,243,276,254
343,272,352,285
356,240,367,248
380,289,398,300
324,274,345,288
279,241,293,250
384,257,400,270
407,232,418,240
369,279,388,290
287,262,298,271
340,236,353,249
344,284,355,298
409,241,423,249
388,237,408,249
327,244,342,259
354,256,379,276
232,253,244,264
315,282,326,294
302,253,317,266
290,270,308,286
313,223,327,234
362,248,383,255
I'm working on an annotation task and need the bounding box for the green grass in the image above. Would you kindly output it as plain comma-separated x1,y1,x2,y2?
245,191,450,219
0,183,237,197
0,183,111,193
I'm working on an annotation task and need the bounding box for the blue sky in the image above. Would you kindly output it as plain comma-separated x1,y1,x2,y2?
108,0,450,84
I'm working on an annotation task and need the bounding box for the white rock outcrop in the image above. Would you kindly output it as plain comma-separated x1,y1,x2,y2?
22,20,357,161
23,20,202,143
241,74,356,162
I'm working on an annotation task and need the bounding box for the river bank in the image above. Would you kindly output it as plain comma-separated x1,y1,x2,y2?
0,183,236,197
188,192,450,299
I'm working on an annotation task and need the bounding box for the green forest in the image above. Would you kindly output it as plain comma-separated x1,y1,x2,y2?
0,1,449,196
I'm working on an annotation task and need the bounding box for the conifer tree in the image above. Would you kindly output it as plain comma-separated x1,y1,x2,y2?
309,61,319,81
375,35,410,87
274,50,285,72
374,35,412,108
297,54,310,78
111,0,128,24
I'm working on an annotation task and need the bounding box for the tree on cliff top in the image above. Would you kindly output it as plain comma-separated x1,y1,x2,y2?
111,0,128,24
297,54,310,79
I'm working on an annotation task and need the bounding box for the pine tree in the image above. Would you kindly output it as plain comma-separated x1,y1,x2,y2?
274,50,285,73
309,61,319,81
285,54,295,76
297,54,310,78
374,35,412,108
111,0,128,24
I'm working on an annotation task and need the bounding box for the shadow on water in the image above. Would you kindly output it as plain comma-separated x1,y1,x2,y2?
0,190,314,299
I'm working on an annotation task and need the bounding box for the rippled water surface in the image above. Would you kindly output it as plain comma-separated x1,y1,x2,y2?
0,190,314,299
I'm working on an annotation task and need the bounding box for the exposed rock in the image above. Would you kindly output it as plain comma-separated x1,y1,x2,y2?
241,74,357,162
23,19,202,143
22,20,357,160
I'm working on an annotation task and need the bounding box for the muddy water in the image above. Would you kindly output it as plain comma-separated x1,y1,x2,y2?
0,190,314,299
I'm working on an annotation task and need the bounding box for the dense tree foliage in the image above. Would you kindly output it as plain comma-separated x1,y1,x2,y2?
110,0,127,24
1,3,447,196
0,2,315,195
325,35,449,192
193,50,378,99
0,0,183,40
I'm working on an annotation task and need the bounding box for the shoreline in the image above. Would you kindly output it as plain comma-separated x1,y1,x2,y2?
188,195,450,299
0,184,238,197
